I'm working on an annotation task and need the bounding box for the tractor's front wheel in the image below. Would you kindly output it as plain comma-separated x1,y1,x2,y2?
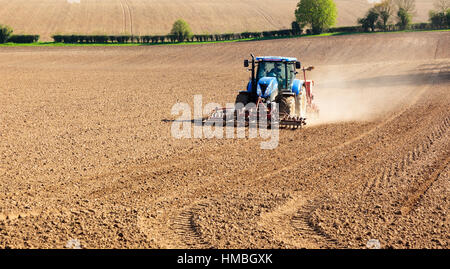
234,92,250,126
235,92,249,106
278,95,296,117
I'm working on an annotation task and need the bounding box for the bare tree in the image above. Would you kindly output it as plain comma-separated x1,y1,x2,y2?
434,0,450,12
374,0,394,29
395,0,416,14
395,0,415,28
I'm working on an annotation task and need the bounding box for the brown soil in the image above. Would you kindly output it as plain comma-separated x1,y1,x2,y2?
0,31,448,249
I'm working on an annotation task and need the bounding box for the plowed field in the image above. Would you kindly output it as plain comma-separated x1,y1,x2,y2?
0,31,448,248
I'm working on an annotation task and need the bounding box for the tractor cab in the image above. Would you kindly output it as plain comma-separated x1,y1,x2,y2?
244,56,302,102
255,58,300,90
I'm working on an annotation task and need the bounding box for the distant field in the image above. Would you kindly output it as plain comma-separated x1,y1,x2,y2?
0,0,434,41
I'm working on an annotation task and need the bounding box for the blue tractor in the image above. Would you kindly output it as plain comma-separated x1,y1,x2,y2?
236,54,316,126
205,54,316,127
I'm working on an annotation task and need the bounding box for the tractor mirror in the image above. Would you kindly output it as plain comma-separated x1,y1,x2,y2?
296,61,301,69
244,60,249,67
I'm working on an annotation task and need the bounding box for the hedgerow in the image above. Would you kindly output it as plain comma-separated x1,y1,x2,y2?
8,35,40,43
46,22,448,45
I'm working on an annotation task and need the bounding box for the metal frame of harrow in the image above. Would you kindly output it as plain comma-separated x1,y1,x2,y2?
203,98,306,129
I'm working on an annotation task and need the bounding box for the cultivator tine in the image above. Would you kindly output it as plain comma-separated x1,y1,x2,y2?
203,107,237,126
203,107,307,130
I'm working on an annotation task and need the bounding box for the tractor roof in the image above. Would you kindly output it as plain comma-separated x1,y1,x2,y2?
256,56,297,62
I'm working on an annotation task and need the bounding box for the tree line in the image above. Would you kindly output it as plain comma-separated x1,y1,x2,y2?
50,31,296,44
357,0,449,32
294,0,449,33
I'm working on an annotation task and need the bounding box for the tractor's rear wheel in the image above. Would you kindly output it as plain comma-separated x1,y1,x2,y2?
279,95,296,117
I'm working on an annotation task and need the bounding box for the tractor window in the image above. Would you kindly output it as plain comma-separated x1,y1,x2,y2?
257,62,286,86
257,62,273,79
286,64,294,86
256,61,295,89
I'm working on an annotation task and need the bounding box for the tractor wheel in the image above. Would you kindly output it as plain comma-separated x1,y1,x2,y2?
234,92,250,126
279,95,296,117
295,86,307,118
235,92,249,106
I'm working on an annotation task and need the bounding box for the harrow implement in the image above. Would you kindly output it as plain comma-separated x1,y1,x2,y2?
203,98,307,129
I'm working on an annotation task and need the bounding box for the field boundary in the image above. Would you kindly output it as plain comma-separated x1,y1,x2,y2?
1,28,449,47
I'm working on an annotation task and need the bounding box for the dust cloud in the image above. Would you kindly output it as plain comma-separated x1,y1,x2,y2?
308,65,416,125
